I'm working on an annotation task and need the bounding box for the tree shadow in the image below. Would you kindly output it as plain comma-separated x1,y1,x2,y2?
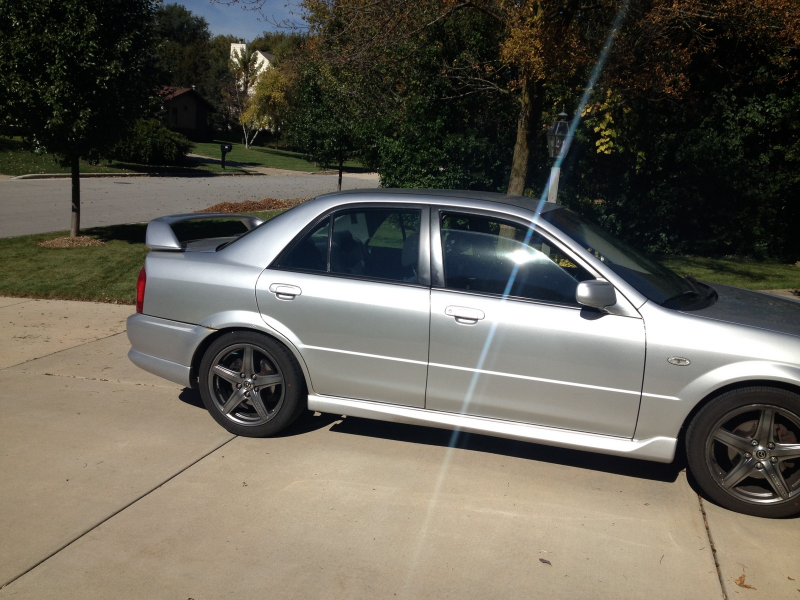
329,416,686,484
83,223,147,244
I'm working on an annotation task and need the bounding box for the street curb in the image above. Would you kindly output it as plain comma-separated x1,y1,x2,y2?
13,171,262,180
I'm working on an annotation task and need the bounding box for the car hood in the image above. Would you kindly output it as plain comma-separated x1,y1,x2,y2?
682,283,800,338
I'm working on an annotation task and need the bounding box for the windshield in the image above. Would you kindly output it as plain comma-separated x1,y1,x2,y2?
542,208,701,306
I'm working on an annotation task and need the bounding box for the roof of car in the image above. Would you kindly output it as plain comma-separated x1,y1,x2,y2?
318,188,563,214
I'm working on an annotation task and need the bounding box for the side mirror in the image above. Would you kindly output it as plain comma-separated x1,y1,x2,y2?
576,280,617,310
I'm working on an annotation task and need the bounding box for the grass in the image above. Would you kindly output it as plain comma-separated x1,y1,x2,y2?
658,255,800,290
0,136,249,177
0,211,284,304
191,141,367,173
0,214,797,305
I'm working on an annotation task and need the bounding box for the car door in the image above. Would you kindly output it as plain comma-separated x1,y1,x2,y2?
256,204,431,408
425,208,646,437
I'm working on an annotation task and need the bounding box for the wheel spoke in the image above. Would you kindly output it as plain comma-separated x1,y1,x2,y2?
221,388,247,415
761,461,791,500
721,456,756,490
212,364,242,385
771,443,800,460
713,429,752,454
250,393,270,420
257,373,283,388
755,407,775,444
242,346,255,377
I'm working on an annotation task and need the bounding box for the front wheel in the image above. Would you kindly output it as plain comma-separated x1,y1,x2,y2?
198,331,306,437
686,387,800,518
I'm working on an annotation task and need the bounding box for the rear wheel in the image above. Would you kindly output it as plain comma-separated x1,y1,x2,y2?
686,387,800,518
198,331,306,437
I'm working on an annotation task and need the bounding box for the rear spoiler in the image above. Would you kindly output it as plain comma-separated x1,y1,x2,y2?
145,213,265,251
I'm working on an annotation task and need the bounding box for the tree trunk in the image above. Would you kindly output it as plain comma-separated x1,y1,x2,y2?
507,76,544,196
338,156,343,192
70,153,80,237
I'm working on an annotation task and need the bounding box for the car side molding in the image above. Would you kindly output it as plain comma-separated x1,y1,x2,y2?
145,213,265,251
307,394,677,463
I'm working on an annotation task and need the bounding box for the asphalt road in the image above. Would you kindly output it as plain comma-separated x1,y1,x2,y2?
0,171,380,238
0,297,798,599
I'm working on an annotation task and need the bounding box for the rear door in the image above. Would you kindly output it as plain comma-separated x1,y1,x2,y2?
256,204,431,408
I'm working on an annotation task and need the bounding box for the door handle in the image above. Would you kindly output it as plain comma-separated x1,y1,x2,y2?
268,283,302,300
445,305,485,325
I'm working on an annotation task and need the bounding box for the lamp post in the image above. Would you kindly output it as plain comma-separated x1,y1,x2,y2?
545,112,570,203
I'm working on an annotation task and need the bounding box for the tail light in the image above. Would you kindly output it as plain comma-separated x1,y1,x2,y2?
136,267,147,314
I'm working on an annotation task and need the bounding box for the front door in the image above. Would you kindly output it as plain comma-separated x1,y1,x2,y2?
256,205,430,408
425,210,646,437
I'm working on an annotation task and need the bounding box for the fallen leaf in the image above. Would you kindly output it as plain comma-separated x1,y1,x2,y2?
539,558,552,566
735,574,756,590
789,576,795,581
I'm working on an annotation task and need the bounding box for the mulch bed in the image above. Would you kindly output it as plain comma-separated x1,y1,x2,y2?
37,236,107,248
197,198,310,214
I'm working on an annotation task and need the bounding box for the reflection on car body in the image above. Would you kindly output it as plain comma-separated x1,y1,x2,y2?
127,189,800,518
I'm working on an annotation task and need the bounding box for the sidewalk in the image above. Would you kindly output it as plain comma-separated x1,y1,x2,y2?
0,297,797,598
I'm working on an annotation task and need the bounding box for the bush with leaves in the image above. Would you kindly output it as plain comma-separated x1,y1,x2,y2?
108,119,192,165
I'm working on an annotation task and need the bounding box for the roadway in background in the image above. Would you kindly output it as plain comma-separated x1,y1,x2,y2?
0,171,380,238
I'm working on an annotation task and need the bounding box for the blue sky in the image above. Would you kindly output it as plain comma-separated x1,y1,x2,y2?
175,0,307,41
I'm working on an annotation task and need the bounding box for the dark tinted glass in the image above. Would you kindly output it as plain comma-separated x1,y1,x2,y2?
278,218,330,273
541,208,696,305
331,209,421,283
441,213,592,305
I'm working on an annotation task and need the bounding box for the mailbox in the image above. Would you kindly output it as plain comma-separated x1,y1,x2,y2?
220,143,233,169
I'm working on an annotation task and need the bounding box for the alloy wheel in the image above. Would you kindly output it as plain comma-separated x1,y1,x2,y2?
206,343,285,427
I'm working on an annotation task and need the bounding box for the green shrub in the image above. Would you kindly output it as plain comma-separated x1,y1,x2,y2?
108,119,192,165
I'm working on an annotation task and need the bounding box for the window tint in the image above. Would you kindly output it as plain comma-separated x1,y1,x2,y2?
278,208,422,284
440,213,593,305
278,218,330,273
332,209,421,282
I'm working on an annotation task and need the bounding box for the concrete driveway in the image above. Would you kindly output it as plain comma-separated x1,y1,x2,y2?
0,172,380,238
0,297,798,599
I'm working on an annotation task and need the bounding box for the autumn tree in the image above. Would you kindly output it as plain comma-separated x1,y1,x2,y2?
244,66,291,149
0,0,158,237
223,45,265,147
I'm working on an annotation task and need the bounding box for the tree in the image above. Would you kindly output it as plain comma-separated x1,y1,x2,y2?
295,0,800,195
244,66,291,149
0,0,158,237
223,45,265,148
153,3,212,94
289,62,361,190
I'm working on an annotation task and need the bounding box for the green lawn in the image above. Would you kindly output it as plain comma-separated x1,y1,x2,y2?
659,255,800,290
0,216,797,305
0,136,249,176
0,211,283,304
191,141,367,173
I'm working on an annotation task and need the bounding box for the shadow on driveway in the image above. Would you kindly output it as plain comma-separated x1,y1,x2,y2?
330,416,686,484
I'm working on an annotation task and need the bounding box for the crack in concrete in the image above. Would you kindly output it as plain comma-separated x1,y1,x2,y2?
698,494,728,600
0,330,127,371
0,435,236,591
0,369,180,390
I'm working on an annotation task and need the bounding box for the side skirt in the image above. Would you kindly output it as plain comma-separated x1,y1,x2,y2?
308,394,677,463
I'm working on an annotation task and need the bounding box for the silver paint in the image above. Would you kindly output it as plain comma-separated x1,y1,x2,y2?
127,189,800,467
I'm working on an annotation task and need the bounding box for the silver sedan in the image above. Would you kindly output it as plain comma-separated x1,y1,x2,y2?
127,189,800,518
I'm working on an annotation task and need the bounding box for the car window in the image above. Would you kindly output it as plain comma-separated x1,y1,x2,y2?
440,212,593,305
277,218,330,273
332,209,421,283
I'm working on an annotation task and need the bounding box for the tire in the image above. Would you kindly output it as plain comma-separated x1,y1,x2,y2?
198,331,306,437
686,386,800,518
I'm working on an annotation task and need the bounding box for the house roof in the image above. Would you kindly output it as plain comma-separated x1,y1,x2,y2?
157,86,216,112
